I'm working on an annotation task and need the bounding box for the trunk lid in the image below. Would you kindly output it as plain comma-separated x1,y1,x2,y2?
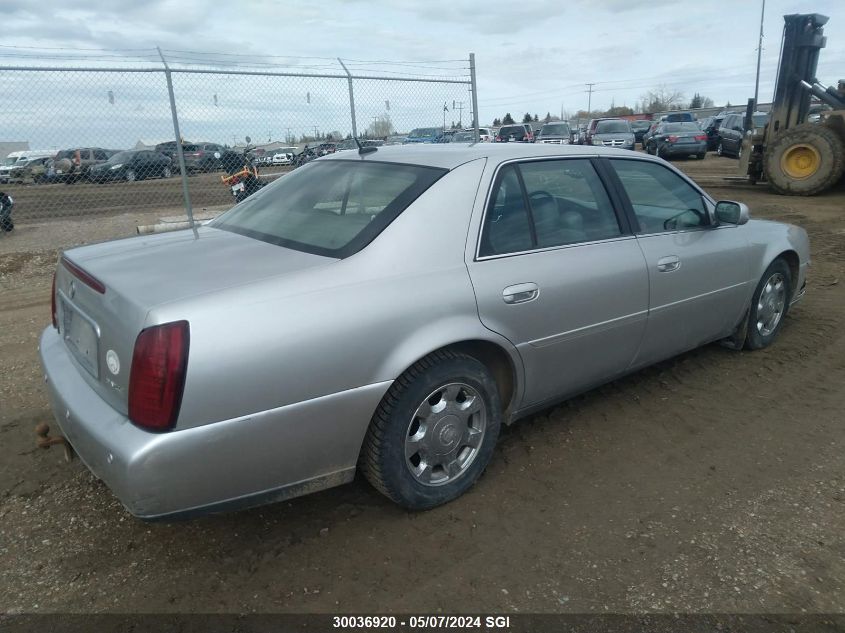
55,226,334,415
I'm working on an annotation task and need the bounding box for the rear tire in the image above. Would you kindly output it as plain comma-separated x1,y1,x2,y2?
763,124,845,196
744,258,792,350
697,153,705,160
163,166,172,178
717,142,724,157
360,350,502,510
125,169,136,182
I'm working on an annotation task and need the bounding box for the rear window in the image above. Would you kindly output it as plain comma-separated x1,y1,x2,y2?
182,144,199,152
211,160,448,258
663,122,701,132
499,126,526,137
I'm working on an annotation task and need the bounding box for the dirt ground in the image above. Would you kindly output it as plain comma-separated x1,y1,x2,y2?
1,153,844,616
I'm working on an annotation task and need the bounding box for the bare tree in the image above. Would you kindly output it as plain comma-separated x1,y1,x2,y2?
367,114,394,138
641,85,686,112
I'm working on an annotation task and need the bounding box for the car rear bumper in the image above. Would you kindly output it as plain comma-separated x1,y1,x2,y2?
662,142,707,156
39,327,391,519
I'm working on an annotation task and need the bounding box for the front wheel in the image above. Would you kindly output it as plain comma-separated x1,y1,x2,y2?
360,350,502,510
162,166,172,178
125,169,136,182
717,142,724,157
763,124,845,196
697,153,705,160
745,258,792,350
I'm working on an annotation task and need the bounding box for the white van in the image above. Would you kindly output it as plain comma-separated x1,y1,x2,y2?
0,150,56,182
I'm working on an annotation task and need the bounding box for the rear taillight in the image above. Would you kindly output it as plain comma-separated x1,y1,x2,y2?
61,255,105,294
495,136,502,141
667,135,679,143
694,134,707,141
51,271,57,329
128,321,190,432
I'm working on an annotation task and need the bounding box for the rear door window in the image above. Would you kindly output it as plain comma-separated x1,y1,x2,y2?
518,160,622,247
479,166,533,256
479,159,622,257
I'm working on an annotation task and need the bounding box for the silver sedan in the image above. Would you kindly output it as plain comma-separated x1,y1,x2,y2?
39,143,809,519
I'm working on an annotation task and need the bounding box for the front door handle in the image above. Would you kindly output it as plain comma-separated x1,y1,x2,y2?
503,282,539,304
657,255,681,272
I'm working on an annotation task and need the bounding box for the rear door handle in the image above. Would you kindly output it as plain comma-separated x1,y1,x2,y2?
502,282,539,304
657,255,681,272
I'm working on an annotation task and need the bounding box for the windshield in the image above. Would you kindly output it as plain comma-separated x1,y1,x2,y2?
631,120,651,130
107,151,134,164
211,160,447,258
541,123,571,136
2,157,18,166
408,128,441,138
595,120,630,134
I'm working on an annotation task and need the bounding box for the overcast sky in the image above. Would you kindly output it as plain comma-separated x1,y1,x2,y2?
2,0,844,145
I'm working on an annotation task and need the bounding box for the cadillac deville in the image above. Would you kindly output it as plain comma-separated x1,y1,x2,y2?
39,143,809,519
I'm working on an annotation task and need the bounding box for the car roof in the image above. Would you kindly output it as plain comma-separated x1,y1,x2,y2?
320,142,654,170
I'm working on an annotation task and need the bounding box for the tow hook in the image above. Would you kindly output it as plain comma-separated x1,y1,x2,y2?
35,422,75,462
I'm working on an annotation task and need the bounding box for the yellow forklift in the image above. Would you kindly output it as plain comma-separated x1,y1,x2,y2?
743,13,845,196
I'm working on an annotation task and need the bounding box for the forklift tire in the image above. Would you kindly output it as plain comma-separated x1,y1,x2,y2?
764,124,845,196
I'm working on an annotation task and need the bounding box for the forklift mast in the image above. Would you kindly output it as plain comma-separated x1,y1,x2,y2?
766,14,828,141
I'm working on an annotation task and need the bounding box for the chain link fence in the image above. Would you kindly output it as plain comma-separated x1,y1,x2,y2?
0,50,477,225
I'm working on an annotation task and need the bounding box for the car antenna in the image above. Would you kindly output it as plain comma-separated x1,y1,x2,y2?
354,136,378,156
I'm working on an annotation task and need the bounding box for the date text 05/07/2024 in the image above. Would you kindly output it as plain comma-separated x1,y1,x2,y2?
332,615,512,629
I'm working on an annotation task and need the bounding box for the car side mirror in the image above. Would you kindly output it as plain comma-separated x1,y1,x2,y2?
715,200,749,225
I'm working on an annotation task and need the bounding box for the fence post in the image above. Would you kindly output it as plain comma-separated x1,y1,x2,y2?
469,53,480,142
157,47,197,235
337,58,358,138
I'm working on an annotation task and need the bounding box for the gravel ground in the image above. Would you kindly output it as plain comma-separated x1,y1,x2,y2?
0,153,844,617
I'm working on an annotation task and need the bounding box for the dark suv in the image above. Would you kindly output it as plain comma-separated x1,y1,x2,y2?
495,124,532,142
181,143,224,173
52,148,113,183
716,112,769,158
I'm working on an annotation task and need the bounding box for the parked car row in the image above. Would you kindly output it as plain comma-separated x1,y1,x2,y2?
636,111,773,161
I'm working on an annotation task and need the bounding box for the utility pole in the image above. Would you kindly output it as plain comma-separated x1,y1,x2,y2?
585,83,595,116
754,0,766,107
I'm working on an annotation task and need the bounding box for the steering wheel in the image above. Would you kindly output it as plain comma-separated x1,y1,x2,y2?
663,207,706,231
528,190,556,207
